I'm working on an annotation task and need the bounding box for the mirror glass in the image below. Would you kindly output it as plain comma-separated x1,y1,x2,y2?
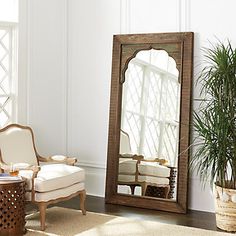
117,49,179,200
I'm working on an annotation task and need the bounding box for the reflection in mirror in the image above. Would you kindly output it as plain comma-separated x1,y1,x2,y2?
117,49,179,200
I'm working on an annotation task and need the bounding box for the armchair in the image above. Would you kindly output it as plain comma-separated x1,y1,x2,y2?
0,124,86,231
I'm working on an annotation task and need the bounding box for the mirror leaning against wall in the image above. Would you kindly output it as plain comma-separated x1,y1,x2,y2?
106,32,193,213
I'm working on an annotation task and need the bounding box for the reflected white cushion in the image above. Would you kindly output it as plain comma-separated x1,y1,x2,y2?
118,174,135,182
119,159,137,174
26,182,85,202
138,175,169,185
20,164,85,192
138,161,170,177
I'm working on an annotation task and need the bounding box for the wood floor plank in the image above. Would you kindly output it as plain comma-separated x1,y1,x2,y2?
26,195,218,232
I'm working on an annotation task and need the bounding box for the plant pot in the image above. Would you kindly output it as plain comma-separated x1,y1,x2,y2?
215,184,236,232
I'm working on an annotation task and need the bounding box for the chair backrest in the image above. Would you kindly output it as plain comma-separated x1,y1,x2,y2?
0,124,38,165
120,130,132,154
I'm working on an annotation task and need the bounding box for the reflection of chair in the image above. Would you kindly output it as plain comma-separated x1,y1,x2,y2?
118,130,172,198
118,130,141,194
0,124,86,231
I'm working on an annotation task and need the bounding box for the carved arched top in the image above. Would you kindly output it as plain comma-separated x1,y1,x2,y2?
121,47,180,84
120,43,182,84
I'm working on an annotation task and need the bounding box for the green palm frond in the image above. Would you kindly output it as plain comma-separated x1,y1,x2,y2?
190,40,236,189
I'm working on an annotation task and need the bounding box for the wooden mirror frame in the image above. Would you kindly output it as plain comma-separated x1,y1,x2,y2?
105,32,194,213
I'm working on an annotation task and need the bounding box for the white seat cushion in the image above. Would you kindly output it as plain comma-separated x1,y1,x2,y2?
138,161,170,177
119,159,137,174
118,174,135,182
26,182,85,202
20,164,85,192
138,175,169,185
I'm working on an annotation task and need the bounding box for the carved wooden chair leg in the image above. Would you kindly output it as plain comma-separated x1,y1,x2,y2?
164,186,170,198
79,190,86,215
141,183,147,196
129,185,136,195
38,202,47,231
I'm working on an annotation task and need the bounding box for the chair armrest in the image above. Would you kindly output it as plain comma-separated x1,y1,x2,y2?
64,157,77,165
132,155,144,161
141,158,169,166
24,165,41,175
0,161,40,172
0,161,7,173
119,154,135,158
140,159,158,163
22,165,41,203
38,155,77,166
119,154,144,161
0,162,40,202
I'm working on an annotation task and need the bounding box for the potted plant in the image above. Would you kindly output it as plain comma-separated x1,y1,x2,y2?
190,41,236,232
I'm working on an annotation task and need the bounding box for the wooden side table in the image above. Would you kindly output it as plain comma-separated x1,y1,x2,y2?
143,166,177,199
0,179,26,236
168,166,177,199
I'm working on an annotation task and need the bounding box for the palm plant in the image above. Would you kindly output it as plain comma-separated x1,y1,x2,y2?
190,41,236,190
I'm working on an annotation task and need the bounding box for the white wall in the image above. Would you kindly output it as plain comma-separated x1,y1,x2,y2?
19,0,68,155
67,0,121,196
18,0,236,212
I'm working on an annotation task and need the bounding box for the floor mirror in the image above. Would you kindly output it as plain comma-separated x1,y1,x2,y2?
105,32,193,213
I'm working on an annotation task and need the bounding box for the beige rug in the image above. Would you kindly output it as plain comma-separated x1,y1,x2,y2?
25,207,234,236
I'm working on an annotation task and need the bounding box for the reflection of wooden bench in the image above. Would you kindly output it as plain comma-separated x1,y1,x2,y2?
140,165,177,199
118,156,176,198
145,185,170,198
137,160,171,198
118,130,177,199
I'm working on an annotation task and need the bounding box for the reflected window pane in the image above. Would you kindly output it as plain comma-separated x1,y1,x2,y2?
121,49,180,166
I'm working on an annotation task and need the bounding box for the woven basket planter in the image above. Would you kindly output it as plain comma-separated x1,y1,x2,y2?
215,184,236,232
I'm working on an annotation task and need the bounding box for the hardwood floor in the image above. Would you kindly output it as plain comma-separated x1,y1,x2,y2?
26,195,220,232
50,195,219,232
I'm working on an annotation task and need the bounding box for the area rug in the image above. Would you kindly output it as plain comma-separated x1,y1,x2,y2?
25,207,234,236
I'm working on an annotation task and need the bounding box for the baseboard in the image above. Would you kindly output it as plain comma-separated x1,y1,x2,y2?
76,162,215,213
188,178,215,213
75,163,106,197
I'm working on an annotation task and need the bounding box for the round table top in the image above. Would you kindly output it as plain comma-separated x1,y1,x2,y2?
0,178,24,185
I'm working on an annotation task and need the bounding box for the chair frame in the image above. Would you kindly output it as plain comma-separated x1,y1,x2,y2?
0,124,86,231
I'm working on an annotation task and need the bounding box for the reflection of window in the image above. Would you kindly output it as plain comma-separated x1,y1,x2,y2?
121,50,180,167
0,24,17,127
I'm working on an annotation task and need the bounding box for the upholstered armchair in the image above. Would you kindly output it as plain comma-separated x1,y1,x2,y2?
0,124,86,231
